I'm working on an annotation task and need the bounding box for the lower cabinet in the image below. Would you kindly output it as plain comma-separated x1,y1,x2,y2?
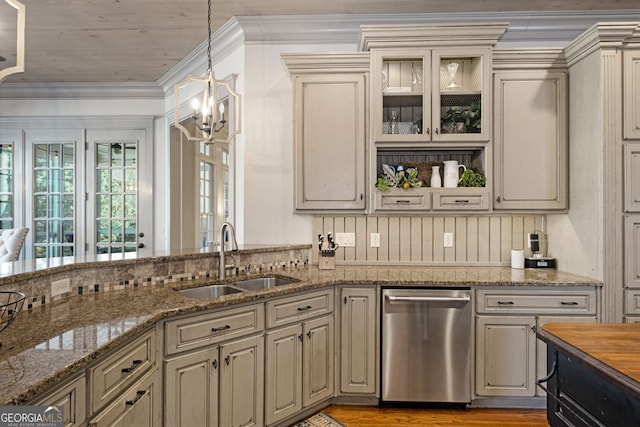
88,367,160,427
475,288,598,398
264,289,335,426
164,333,264,427
339,287,377,395
32,374,87,427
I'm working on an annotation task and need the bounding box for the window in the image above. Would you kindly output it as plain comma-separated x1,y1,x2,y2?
198,141,229,248
0,145,14,229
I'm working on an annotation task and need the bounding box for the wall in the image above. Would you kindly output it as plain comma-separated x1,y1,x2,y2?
547,51,604,279
314,214,544,265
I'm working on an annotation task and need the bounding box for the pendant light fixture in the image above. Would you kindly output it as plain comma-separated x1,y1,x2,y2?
174,0,241,144
0,0,26,82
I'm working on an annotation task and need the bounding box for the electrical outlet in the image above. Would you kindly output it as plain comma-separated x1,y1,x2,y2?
370,233,380,248
443,232,454,248
335,232,355,247
51,278,71,298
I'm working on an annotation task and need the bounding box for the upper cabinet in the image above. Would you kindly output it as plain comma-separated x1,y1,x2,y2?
283,53,369,212
492,49,568,211
624,49,640,140
371,47,492,144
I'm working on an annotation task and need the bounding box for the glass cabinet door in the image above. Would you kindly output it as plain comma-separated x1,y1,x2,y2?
372,50,431,143
431,48,491,142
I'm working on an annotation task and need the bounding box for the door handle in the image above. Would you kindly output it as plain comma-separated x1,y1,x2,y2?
386,295,470,303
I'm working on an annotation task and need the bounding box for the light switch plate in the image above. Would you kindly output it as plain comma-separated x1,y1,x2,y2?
443,232,454,248
335,232,355,247
370,233,380,248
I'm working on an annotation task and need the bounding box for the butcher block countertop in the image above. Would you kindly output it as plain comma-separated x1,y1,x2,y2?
538,323,640,397
0,257,601,406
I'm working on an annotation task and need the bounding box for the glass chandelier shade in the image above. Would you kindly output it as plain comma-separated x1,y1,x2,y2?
174,0,241,144
0,0,26,82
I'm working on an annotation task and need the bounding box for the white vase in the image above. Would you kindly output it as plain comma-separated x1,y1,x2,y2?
430,166,441,188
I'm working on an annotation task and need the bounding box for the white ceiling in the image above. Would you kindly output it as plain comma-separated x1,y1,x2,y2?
1,0,639,84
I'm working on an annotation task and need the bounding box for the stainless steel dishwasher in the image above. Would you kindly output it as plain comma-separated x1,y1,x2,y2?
381,287,472,404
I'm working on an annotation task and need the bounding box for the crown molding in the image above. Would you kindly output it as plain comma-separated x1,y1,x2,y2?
0,82,164,100
565,22,640,66
281,52,371,75
493,48,567,70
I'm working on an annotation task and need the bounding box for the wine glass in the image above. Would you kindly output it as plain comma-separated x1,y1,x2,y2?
412,63,422,91
447,62,460,89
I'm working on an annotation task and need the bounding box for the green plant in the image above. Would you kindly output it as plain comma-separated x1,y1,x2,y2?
458,168,486,187
441,101,481,133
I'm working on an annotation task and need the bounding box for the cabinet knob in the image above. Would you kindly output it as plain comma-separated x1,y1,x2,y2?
344,296,347,305
212,359,218,369
298,333,304,342
307,330,312,339
138,243,145,249
426,128,430,135
434,128,439,135
531,325,537,334
225,355,230,365
496,196,501,203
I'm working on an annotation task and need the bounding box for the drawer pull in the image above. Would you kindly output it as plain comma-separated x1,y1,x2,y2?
560,301,579,306
455,199,470,203
211,324,231,333
497,301,514,305
307,330,312,339
225,355,230,366
125,390,146,406
297,305,312,312
121,359,143,374
395,200,411,204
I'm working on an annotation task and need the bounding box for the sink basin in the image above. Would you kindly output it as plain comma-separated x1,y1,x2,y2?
232,276,298,291
177,285,244,299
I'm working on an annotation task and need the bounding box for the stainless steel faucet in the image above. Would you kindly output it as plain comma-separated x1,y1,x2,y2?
219,222,238,279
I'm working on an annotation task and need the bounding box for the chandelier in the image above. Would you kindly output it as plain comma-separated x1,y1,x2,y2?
0,0,25,82
174,0,241,144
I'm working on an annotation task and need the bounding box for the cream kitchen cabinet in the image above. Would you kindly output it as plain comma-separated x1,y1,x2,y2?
625,215,640,288
265,290,335,426
282,54,369,211
163,304,265,427
625,144,640,212
624,49,640,140
32,374,87,427
475,288,597,398
339,287,377,395
493,66,568,210
88,368,160,427
371,47,492,144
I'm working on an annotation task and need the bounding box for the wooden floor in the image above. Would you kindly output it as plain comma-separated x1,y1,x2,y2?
323,405,549,427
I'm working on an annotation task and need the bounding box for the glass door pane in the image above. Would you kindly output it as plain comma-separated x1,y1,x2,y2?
0,144,14,229
95,141,138,254
32,143,75,258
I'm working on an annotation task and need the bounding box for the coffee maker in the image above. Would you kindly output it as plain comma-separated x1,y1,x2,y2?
525,232,557,269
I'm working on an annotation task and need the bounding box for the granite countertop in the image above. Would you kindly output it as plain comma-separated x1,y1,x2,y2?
538,323,640,398
0,264,601,405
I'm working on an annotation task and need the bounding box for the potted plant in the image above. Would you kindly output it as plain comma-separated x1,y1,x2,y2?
441,101,481,134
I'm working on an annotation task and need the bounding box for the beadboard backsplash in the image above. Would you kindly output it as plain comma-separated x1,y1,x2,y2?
313,215,545,265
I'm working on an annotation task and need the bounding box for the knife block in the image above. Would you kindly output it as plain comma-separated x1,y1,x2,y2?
318,250,336,270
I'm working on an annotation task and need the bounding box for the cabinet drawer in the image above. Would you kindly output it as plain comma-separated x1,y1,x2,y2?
266,289,334,329
32,374,86,427
164,303,264,356
89,329,156,414
88,367,158,427
374,189,431,211
625,289,640,315
432,188,490,211
476,289,597,315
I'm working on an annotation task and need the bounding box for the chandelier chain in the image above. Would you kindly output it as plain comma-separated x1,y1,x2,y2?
207,0,212,72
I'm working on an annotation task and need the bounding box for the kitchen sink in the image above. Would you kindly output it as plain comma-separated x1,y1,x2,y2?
177,285,244,299
231,276,298,291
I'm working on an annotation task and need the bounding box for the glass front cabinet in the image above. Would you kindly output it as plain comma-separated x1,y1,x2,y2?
371,47,491,144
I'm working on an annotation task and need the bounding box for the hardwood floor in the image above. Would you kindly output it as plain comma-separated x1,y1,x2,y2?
323,405,549,426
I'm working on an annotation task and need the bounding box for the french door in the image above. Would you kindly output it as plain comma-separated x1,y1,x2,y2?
23,127,152,259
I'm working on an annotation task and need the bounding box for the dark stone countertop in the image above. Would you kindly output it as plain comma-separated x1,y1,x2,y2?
0,264,601,405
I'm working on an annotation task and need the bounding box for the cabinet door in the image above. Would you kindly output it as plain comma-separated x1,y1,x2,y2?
88,368,159,427
626,216,640,287
475,316,536,397
219,335,264,427
493,71,567,210
265,324,303,425
432,48,491,142
164,347,219,427
293,73,366,210
303,316,335,407
340,287,376,395
625,144,640,212
535,316,596,397
624,50,640,140
33,375,86,427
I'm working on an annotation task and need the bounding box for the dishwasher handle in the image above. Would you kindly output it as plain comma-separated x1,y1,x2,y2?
386,295,471,303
